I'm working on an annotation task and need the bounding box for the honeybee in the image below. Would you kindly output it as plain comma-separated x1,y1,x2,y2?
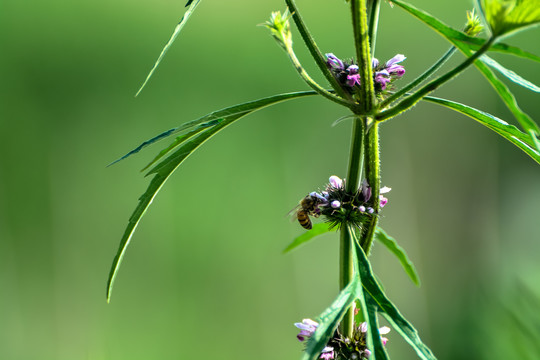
292,194,324,230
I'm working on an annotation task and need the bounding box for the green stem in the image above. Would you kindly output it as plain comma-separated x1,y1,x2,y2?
285,0,352,101
360,121,380,254
339,0,375,337
339,226,355,337
340,116,364,338
367,0,381,55
380,46,457,109
345,117,365,193
351,0,376,114
284,44,353,107
376,36,496,121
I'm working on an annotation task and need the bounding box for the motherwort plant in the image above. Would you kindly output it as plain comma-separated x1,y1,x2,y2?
107,1,540,359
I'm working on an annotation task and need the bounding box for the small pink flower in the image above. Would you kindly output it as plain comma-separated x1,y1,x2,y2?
320,346,335,360
363,349,372,358
379,326,391,345
329,175,343,189
360,322,391,345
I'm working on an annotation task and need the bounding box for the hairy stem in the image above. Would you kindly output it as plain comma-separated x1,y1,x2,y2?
377,36,496,121
338,0,375,337
361,121,380,254
285,0,352,101
351,0,376,114
340,116,365,338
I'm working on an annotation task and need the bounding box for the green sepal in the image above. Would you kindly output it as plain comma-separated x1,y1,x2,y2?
283,223,334,254
106,91,318,302
375,227,421,287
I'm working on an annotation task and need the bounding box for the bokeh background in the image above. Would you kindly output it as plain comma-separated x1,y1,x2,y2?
1,0,540,359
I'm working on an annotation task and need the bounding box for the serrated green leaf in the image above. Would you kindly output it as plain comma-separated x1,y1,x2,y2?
375,227,420,287
478,0,540,38
481,55,540,92
135,0,202,97
390,0,540,149
423,96,540,164
283,222,334,254
350,230,437,360
302,279,359,360
106,91,318,302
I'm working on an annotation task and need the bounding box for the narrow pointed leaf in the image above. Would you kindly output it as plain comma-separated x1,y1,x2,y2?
375,227,420,286
141,119,220,171
107,91,317,302
450,37,540,151
110,91,316,165
390,0,540,147
467,39,540,63
283,222,333,254
423,96,540,164
350,226,389,360
481,55,540,92
365,299,390,360
135,0,202,97
389,0,470,43
351,231,437,360
302,279,360,360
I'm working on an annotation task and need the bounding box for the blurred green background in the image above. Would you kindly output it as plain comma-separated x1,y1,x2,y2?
1,0,540,359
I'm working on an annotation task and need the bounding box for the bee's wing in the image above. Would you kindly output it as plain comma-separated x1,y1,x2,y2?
287,204,301,222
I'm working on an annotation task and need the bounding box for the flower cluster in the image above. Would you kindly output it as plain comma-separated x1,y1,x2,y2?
298,175,390,231
325,53,406,95
294,318,391,359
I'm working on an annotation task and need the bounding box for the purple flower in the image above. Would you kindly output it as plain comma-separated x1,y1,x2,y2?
331,200,341,209
385,54,406,77
372,57,379,68
326,53,344,71
361,180,371,202
385,54,406,67
320,346,335,360
295,319,319,342
374,72,391,90
346,65,361,87
379,186,391,208
329,175,343,189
